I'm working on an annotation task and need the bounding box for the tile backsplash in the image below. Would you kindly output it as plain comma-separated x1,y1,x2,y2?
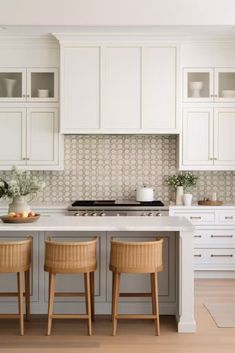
0,135,235,204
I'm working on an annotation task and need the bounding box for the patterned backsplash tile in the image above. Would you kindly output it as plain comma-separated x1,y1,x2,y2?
0,135,234,204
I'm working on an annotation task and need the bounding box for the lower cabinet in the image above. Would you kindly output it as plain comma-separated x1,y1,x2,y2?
0,107,63,170
170,207,235,277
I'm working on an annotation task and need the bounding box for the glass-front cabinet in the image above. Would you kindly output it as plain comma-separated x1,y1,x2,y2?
0,68,58,102
183,68,235,103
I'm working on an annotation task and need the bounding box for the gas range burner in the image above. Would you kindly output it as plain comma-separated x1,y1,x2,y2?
71,200,165,207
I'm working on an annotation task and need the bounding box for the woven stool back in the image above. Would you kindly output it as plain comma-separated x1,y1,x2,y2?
44,237,97,273
0,237,32,273
110,238,163,273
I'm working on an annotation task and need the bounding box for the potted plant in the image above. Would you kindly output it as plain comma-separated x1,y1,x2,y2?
166,172,199,206
0,166,45,213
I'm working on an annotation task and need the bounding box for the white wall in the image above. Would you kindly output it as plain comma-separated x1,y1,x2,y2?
0,0,234,26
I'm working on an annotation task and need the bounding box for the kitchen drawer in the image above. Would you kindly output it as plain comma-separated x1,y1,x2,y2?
194,229,235,246
218,212,235,224
194,248,235,264
174,212,215,224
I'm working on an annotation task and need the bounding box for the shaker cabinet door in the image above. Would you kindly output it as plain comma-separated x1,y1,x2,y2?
26,108,59,166
214,108,235,166
0,108,26,165
142,47,176,130
61,47,100,132
102,47,141,130
182,108,214,166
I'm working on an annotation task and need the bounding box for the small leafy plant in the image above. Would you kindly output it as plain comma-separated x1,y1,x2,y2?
0,166,45,200
166,172,199,191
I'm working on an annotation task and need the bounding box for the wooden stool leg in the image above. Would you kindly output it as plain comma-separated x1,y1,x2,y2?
17,272,24,336
112,272,120,336
90,272,95,322
152,272,160,336
111,272,115,321
47,273,56,336
84,272,92,336
25,269,30,321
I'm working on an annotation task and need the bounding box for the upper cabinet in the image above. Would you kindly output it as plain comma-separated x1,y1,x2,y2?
183,68,235,103
0,68,58,102
58,40,178,134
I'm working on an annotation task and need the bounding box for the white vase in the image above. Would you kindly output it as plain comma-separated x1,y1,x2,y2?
4,78,16,97
176,186,184,205
189,81,203,98
183,193,193,206
8,196,31,214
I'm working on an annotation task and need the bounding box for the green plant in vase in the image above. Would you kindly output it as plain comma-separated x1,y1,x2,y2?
166,172,199,206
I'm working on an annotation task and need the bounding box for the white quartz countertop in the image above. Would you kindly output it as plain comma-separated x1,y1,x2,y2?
0,215,193,232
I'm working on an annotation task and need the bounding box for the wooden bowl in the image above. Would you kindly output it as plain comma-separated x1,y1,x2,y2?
0,214,40,223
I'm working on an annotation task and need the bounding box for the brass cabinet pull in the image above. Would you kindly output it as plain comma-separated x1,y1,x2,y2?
225,216,234,220
194,235,202,238
194,254,202,257
190,216,202,220
211,235,233,238
211,254,233,257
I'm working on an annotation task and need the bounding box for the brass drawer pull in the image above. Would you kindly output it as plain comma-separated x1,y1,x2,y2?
194,235,202,238
225,216,234,220
190,216,202,220
211,254,233,257
194,254,202,257
211,235,233,238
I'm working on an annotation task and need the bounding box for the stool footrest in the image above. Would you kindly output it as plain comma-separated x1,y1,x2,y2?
119,292,151,298
51,314,89,319
54,292,85,297
116,314,158,319
0,292,26,297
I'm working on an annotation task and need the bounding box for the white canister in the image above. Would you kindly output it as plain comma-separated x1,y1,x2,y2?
136,186,154,202
38,89,49,98
183,193,193,207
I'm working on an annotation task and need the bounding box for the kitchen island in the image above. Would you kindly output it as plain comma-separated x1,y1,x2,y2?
0,216,195,333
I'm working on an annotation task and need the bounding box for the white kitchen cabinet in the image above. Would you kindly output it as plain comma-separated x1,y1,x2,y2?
61,47,100,132
182,108,214,166
58,41,178,134
214,108,235,166
102,47,141,130
0,68,58,102
169,206,235,277
0,107,63,170
183,67,235,103
0,108,26,165
181,107,235,170
142,47,176,130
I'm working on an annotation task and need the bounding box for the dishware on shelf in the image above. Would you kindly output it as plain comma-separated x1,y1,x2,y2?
38,89,49,98
0,214,40,223
4,78,16,97
221,90,235,98
189,81,203,98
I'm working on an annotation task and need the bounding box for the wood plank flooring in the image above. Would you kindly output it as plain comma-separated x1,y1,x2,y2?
1,279,235,353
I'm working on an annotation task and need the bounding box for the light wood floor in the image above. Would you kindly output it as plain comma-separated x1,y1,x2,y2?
1,279,235,353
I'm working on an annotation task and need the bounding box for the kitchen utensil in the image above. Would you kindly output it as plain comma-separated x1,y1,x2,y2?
136,186,154,202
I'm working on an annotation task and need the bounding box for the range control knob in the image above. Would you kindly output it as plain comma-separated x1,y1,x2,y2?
83,212,89,216
91,212,97,217
141,213,147,216
116,213,120,216
148,212,154,216
74,212,80,217
156,212,162,217
100,212,106,217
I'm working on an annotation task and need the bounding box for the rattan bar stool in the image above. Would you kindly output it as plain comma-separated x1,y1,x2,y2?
109,238,163,336
0,237,32,336
44,237,97,336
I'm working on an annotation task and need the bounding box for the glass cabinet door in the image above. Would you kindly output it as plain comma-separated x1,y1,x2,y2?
183,68,213,102
215,68,235,102
0,68,26,101
26,68,58,102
